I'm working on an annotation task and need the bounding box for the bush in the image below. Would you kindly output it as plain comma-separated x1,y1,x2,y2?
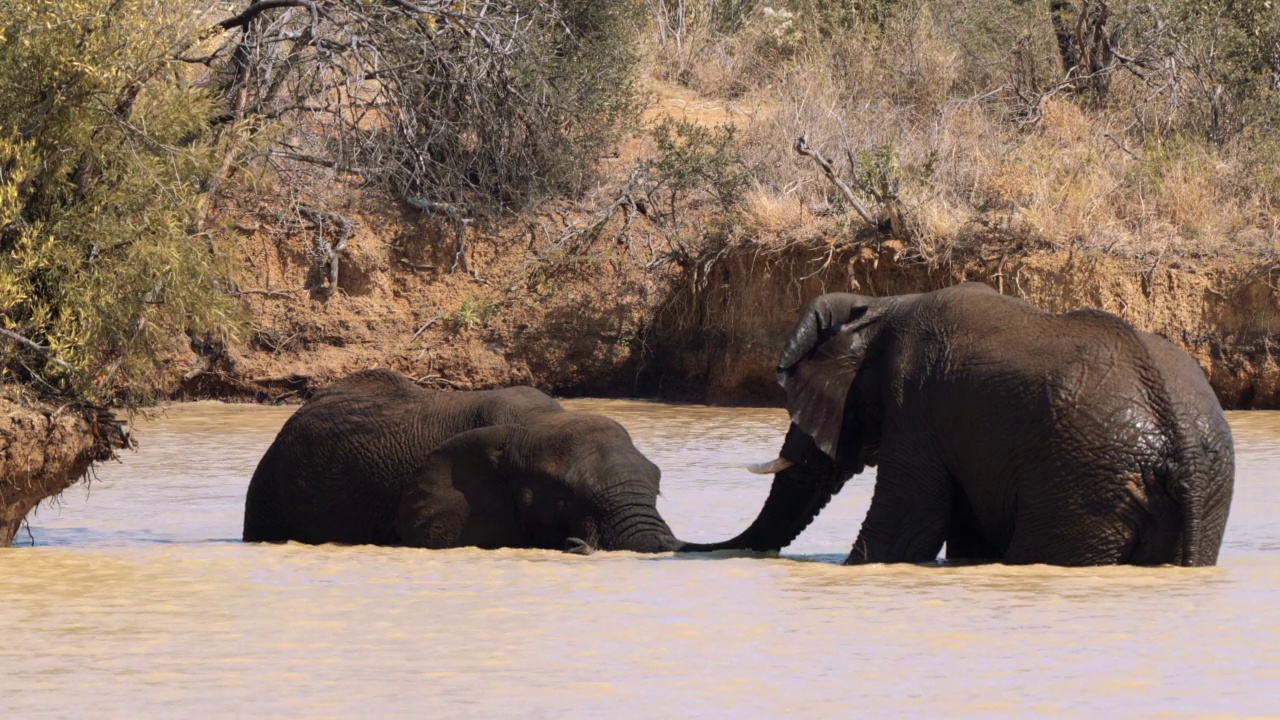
633,0,1280,261
1135,0,1280,140
630,118,749,254
0,0,241,404
451,294,498,331
217,0,646,222
647,118,750,213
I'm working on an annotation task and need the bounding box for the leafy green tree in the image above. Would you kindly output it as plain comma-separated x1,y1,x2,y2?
0,1,241,404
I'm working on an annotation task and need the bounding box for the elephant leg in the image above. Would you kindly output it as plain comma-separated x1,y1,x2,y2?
944,482,1001,562
1002,480,1142,566
395,483,471,549
845,442,951,565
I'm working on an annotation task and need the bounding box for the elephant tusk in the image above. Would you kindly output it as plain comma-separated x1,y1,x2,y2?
746,457,794,475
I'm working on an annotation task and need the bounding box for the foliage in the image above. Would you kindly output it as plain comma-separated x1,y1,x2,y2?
0,0,241,404
646,118,749,213
210,0,646,222
624,118,749,256
851,143,903,206
1134,0,1280,139
451,294,498,331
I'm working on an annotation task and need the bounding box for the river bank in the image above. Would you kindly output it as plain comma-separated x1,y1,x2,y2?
646,239,1280,407
14,217,1272,550
170,195,1280,409
0,392,129,547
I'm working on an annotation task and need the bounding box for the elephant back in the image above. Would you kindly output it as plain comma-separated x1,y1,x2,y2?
254,369,562,545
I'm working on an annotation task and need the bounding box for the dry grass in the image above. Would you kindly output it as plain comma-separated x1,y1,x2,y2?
740,186,809,234
635,0,1280,263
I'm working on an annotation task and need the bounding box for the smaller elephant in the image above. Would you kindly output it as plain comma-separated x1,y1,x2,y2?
244,370,684,554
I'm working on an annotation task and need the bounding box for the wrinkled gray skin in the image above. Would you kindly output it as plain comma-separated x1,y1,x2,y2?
684,282,1234,566
244,369,681,554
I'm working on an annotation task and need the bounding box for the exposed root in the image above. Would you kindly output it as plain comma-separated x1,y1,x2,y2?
0,394,131,547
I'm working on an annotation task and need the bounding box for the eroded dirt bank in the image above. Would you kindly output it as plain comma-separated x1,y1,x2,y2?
644,241,1280,408
178,199,1279,409
0,395,129,546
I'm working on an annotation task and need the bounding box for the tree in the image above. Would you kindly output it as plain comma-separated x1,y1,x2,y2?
196,0,645,222
0,0,241,404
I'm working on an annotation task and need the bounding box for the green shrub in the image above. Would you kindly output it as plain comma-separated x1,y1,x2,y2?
452,294,498,331
646,118,749,213
0,0,241,405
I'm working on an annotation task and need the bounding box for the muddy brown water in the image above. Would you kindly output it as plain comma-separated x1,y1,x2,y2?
1,402,1278,717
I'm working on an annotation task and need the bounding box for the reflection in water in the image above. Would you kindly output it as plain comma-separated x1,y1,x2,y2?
1,403,1277,717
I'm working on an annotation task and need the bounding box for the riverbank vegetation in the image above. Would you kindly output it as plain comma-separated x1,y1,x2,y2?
2,0,1278,409
0,1,242,405
1,0,645,405
639,0,1280,265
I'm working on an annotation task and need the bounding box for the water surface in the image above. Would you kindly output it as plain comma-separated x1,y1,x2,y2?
2,402,1278,717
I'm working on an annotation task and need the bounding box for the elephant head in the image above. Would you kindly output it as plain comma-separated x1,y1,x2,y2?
682,293,904,553
394,412,682,554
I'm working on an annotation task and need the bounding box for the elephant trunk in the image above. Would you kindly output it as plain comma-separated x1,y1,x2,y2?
599,493,682,553
677,462,840,553
678,425,851,554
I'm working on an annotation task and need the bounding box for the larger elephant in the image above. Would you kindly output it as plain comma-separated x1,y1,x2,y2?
244,369,682,553
684,282,1234,566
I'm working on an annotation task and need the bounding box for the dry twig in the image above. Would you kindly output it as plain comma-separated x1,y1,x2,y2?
408,313,443,345
794,133,877,226
0,328,75,373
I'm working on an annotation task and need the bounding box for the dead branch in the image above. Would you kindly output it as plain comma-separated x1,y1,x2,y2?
217,0,319,33
550,169,644,254
1103,133,1139,159
230,287,306,298
397,258,435,271
266,151,372,175
0,328,76,373
297,207,354,291
408,312,443,345
404,196,468,222
405,196,478,279
794,133,876,226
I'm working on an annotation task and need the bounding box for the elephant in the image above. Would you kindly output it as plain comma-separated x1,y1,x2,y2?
243,369,682,554
682,282,1234,566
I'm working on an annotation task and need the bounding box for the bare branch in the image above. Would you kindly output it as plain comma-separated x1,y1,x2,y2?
266,150,371,174
217,0,318,33
794,133,876,226
408,312,443,345
297,207,355,291
0,328,76,373
549,169,644,254
230,287,306,298
404,196,470,223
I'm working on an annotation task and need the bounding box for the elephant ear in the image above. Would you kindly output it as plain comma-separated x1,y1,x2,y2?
393,425,523,549
777,294,886,465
